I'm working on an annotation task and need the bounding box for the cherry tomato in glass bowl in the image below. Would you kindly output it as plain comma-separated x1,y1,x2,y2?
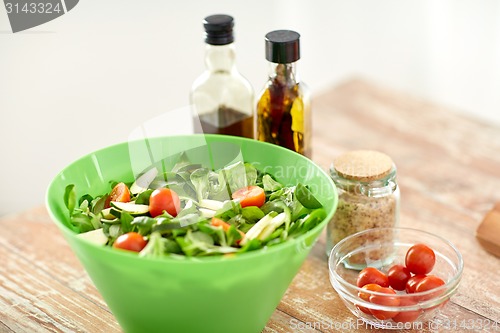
405,243,436,275
369,287,400,320
415,275,446,301
328,228,463,329
392,297,422,323
387,264,412,291
356,283,382,315
406,274,427,293
356,267,389,288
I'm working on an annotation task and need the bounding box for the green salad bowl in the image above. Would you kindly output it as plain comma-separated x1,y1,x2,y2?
46,134,338,333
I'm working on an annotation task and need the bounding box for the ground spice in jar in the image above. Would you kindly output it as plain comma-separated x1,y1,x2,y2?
327,150,400,264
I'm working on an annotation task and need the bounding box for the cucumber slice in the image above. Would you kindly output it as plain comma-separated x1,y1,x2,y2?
77,228,108,245
199,208,216,219
110,201,150,215
258,212,287,240
101,207,115,219
199,199,225,211
130,168,158,194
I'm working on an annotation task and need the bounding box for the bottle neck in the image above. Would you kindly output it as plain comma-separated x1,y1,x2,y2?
268,62,298,85
205,43,236,72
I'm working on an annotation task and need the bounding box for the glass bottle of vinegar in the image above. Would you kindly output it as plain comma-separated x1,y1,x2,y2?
190,14,254,139
256,30,311,157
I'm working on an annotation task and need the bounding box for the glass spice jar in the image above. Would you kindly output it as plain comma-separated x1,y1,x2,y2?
326,150,400,259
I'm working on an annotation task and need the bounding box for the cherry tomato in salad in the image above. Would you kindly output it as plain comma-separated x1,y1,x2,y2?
387,264,412,291
149,188,181,217
113,232,147,252
405,243,436,275
105,182,131,208
211,217,245,240
356,267,389,288
357,283,382,315
232,186,265,208
369,287,400,320
406,274,427,293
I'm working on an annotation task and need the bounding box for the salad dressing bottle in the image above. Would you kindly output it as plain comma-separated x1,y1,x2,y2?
190,14,254,139
256,30,311,157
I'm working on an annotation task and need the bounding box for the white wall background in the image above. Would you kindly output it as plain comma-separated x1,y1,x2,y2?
1,0,499,216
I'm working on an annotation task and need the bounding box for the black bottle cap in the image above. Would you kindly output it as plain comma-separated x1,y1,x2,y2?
265,30,300,63
203,14,234,45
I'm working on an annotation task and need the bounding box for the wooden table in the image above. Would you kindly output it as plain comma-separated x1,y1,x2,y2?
1,79,499,332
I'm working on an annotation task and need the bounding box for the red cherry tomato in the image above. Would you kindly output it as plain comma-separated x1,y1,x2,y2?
357,267,389,288
405,243,436,275
357,283,382,315
369,287,400,320
387,264,412,291
113,232,147,252
105,182,131,208
406,274,427,293
415,275,445,301
149,188,181,217
392,297,422,323
232,186,266,208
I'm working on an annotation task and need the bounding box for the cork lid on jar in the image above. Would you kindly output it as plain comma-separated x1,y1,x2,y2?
332,150,394,182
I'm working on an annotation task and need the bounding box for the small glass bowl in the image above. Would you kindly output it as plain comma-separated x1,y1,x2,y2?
328,228,463,329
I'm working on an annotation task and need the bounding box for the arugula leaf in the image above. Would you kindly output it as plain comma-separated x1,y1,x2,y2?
69,212,94,233
91,196,107,214
135,190,153,205
190,168,210,202
131,216,157,235
64,184,77,215
207,171,230,201
226,225,243,246
263,174,283,192
139,231,182,257
244,163,258,186
215,200,242,220
108,224,123,240
173,213,204,228
171,152,192,173
78,194,93,207
120,211,134,233
241,206,265,223
301,208,327,232
295,183,322,209
238,238,262,253
139,231,165,258
176,230,215,256
164,238,182,254
90,213,102,230
222,161,248,193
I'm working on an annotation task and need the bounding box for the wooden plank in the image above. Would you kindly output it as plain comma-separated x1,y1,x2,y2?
0,321,14,333
0,206,110,310
0,244,121,333
263,310,322,333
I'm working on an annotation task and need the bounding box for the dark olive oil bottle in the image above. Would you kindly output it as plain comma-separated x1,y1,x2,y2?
190,14,254,139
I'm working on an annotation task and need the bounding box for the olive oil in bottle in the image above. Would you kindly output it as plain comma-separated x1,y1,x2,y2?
256,30,311,157
190,14,254,139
